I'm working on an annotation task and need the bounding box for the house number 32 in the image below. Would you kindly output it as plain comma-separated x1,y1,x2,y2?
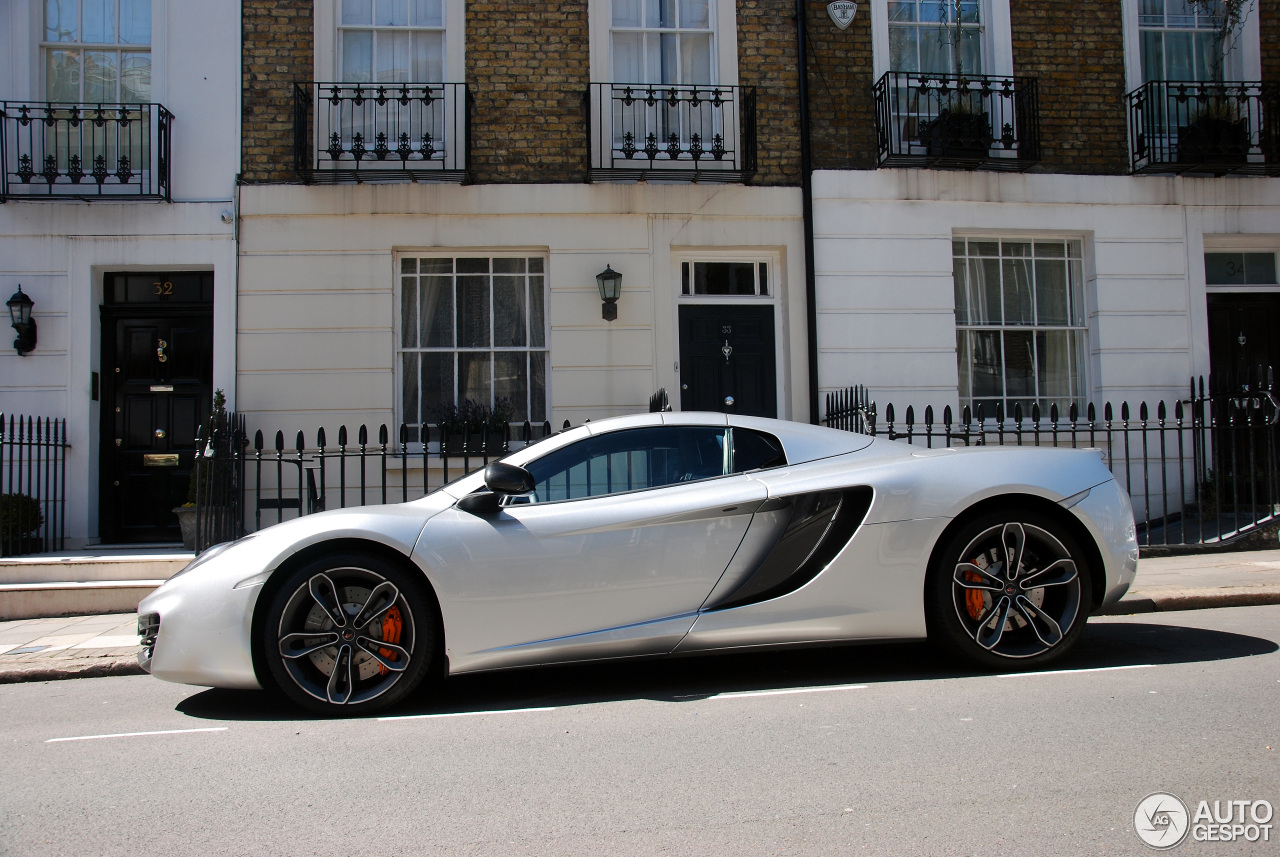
153,281,174,296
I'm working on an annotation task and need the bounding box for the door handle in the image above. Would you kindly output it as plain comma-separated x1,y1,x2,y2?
724,396,735,407
154,429,167,439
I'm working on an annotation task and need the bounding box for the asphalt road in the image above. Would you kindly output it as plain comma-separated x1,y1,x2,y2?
2,606,1278,857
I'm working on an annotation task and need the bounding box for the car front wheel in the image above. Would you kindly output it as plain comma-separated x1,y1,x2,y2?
262,552,435,715
928,511,1091,669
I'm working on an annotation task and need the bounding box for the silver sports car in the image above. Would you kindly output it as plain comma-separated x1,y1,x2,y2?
138,412,1138,714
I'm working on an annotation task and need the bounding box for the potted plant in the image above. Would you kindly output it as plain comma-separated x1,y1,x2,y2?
1177,1,1255,165
0,492,43,557
914,0,993,160
427,398,514,455
173,389,231,550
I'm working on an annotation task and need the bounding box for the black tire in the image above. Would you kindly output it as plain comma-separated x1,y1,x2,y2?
926,510,1092,670
262,551,436,715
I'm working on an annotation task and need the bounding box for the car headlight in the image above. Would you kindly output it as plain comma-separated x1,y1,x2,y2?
169,535,256,581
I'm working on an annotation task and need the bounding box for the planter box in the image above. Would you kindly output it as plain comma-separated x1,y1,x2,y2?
918,109,994,160
1178,117,1249,166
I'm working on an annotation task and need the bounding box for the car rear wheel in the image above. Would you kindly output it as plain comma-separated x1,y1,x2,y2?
263,552,435,715
928,510,1092,669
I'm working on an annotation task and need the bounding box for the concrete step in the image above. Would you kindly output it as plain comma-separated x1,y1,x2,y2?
0,549,194,620
0,581,167,621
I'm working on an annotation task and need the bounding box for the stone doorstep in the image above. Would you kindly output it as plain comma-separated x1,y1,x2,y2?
0,555,192,584
0,581,167,622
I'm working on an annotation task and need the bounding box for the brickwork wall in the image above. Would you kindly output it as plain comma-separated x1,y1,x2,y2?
737,0,803,184
466,1,590,183
800,0,877,170
1261,0,1280,82
1010,1,1130,174
241,0,313,183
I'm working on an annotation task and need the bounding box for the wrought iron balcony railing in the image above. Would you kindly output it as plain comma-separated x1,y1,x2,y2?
872,71,1039,170
1128,80,1279,175
0,101,171,201
587,83,756,182
294,82,469,183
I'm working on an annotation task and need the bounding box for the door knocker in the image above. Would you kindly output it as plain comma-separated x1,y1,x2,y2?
156,339,169,363
721,340,733,363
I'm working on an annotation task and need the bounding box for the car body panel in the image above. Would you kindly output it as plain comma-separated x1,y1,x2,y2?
137,413,1138,694
415,473,768,673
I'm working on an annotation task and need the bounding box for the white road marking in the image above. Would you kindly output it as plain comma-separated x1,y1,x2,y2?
379,707,557,721
47,727,228,744
997,664,1155,678
711,684,869,700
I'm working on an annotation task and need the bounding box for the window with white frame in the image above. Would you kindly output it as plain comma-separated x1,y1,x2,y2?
43,0,151,103
338,0,444,82
680,261,769,296
954,238,1087,415
872,0,1012,78
1205,252,1278,286
610,0,715,85
1139,0,1230,82
1123,0,1260,88
888,0,983,76
398,255,548,441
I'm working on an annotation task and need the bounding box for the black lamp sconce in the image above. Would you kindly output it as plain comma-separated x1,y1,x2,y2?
596,264,622,321
7,285,36,356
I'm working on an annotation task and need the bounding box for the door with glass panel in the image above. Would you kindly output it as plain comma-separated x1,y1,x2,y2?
610,0,719,162
41,0,152,183
329,0,448,170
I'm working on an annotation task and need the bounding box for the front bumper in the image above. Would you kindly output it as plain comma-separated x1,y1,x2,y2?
137,576,265,690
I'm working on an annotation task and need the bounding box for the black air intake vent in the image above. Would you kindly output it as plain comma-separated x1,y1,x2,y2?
711,487,872,611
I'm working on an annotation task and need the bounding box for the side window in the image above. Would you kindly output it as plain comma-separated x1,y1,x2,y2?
524,426,729,503
730,428,786,473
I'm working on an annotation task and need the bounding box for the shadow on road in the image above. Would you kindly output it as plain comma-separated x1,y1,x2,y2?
175,615,1278,722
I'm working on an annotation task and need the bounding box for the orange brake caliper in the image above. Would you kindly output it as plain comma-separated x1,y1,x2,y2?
963,570,986,621
378,605,403,676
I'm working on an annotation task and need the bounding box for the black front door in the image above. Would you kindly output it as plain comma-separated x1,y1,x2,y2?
678,304,777,418
100,272,214,543
1207,293,1280,391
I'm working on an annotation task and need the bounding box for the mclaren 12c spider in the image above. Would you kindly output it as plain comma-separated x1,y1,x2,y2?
138,412,1139,714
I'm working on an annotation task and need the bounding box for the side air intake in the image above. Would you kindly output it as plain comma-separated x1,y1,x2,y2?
709,487,872,611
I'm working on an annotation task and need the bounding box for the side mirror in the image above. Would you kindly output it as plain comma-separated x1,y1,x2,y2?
457,463,535,515
484,462,535,496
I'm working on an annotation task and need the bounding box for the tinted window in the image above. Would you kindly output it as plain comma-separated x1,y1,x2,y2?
730,428,786,472
523,426,728,503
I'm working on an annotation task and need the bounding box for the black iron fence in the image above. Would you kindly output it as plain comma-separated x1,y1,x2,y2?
587,83,756,182
0,101,172,201
294,82,470,182
1128,80,1280,175
824,378,1280,550
0,414,67,556
872,71,1040,170
191,417,561,552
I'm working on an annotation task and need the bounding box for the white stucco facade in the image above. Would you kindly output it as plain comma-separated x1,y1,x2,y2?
0,1,240,546
235,182,807,438
812,168,1280,416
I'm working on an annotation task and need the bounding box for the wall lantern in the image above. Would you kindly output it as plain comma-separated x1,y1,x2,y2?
596,265,622,321
7,285,36,356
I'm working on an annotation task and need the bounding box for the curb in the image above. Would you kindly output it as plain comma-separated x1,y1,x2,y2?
1,589,1278,684
1101,585,1280,616
0,655,144,685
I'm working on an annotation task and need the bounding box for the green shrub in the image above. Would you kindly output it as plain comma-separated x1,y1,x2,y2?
0,493,43,539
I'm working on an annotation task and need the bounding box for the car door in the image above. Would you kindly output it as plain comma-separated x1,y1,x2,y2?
417,425,768,672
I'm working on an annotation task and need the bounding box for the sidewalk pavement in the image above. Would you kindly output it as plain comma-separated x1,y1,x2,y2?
3,549,1280,686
